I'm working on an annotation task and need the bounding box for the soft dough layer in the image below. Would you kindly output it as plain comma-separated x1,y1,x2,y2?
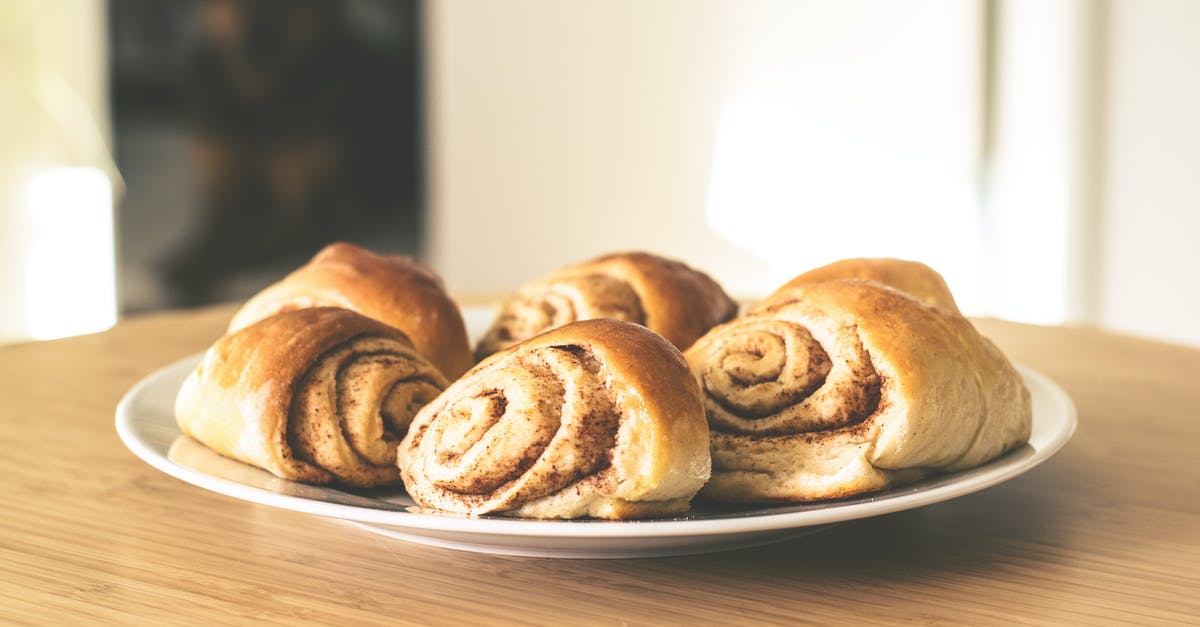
176,307,450,487
474,251,737,360
685,262,1031,502
399,319,711,519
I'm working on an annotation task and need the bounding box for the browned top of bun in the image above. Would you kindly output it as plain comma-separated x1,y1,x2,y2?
229,242,473,379
757,257,960,313
475,251,737,360
570,252,739,347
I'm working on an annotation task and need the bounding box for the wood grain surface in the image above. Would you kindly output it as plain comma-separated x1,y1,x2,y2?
1,303,1197,624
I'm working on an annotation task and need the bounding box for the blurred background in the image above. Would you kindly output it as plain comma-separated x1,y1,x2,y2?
0,0,1196,346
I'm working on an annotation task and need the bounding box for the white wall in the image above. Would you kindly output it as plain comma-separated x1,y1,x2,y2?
425,0,1200,347
1098,0,1200,346
424,0,757,296
424,1,985,302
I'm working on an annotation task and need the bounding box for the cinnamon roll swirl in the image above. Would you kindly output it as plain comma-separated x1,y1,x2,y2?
176,307,449,488
686,274,1031,502
475,252,737,361
399,319,711,519
229,242,473,379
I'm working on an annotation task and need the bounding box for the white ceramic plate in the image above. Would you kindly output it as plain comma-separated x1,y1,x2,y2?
116,307,1076,559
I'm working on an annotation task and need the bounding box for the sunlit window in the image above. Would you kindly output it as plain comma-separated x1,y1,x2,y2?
703,2,985,312
24,167,117,340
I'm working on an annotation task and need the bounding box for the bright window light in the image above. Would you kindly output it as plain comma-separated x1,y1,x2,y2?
702,3,986,312
705,89,984,312
982,0,1084,325
25,167,117,340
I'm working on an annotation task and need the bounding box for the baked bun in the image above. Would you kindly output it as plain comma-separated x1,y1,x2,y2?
229,242,473,379
399,319,711,519
685,260,1031,502
177,307,449,487
474,251,737,360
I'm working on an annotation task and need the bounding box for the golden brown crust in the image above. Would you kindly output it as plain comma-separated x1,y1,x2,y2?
399,319,711,519
756,257,961,313
475,251,737,360
229,242,473,379
176,307,450,488
686,278,1031,502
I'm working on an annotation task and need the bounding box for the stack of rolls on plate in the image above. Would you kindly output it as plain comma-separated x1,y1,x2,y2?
175,246,726,518
174,246,1031,518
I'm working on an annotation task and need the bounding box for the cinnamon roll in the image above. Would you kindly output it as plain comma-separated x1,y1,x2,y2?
229,242,473,379
399,319,711,519
474,252,737,361
176,307,449,488
685,273,1031,502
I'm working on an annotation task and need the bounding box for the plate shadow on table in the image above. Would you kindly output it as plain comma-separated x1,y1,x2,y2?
636,443,1115,582
678,479,1065,575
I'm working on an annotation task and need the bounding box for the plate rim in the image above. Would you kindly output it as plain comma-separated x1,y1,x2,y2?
116,352,1075,541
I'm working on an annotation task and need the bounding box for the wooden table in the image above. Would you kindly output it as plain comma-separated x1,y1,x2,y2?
1,304,1197,624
